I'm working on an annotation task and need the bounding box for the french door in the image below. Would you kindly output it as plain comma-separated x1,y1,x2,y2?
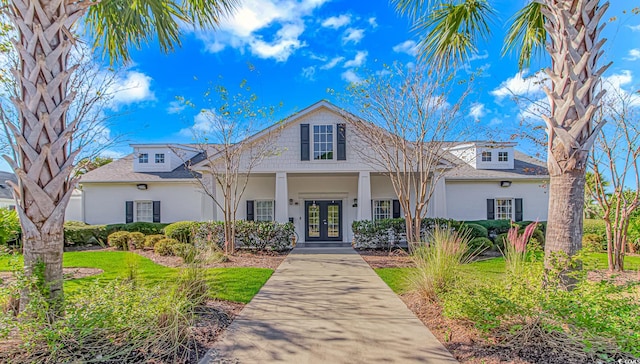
304,200,342,241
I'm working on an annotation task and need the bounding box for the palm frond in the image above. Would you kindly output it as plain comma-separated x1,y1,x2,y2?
85,0,238,64
503,1,546,69
414,0,495,69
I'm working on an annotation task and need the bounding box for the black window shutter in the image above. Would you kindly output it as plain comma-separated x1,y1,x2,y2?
514,198,523,222
246,200,255,221
337,123,346,160
125,201,133,223
300,124,310,161
392,200,401,218
153,201,161,223
486,199,495,220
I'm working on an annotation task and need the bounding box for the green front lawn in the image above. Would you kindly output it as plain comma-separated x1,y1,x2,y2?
0,251,272,303
376,253,640,294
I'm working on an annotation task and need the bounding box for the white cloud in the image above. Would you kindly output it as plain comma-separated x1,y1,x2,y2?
321,14,351,29
179,109,216,137
320,56,344,70
108,71,155,109
392,40,418,56
368,17,378,28
341,70,362,83
195,0,329,62
629,24,640,32
167,100,187,114
99,149,126,159
490,70,547,100
468,51,489,61
343,51,368,68
342,28,365,44
603,70,633,88
624,48,640,61
468,103,486,119
301,66,316,80
489,118,503,126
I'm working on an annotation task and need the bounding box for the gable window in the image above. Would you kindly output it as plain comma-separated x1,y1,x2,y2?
495,198,513,220
139,153,149,163
498,151,508,162
313,125,333,160
136,201,153,222
155,153,165,163
373,200,392,221
255,200,274,221
481,151,492,162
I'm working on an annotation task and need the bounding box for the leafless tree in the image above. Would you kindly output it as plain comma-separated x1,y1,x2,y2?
339,63,471,249
587,87,640,271
179,85,283,255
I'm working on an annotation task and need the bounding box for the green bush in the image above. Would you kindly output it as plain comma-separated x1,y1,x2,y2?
518,226,545,246
464,219,513,235
172,243,197,263
192,221,294,251
461,223,488,239
164,221,196,244
64,222,107,246
583,219,606,239
582,233,605,253
144,234,165,249
105,222,168,236
468,237,493,252
155,238,179,256
494,233,508,252
0,208,20,245
352,218,461,249
128,232,145,249
107,231,131,250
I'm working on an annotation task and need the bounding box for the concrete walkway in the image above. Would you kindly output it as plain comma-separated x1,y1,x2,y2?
201,247,458,363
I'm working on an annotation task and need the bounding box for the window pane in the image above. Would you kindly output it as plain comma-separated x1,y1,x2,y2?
373,200,392,221
136,201,153,222
313,124,334,160
255,200,274,221
139,154,148,163
495,199,512,220
155,153,165,163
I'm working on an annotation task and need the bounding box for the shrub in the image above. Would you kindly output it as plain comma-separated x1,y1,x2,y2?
409,226,472,302
155,238,179,256
0,208,20,245
461,223,488,239
468,237,493,252
105,222,168,236
582,233,605,253
172,243,197,263
192,221,294,251
107,231,131,250
494,233,508,252
164,221,196,244
128,232,146,249
64,222,107,246
144,234,165,249
352,218,461,249
583,219,606,239
464,219,513,235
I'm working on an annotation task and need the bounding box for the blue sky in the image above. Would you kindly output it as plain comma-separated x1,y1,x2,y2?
2,0,640,171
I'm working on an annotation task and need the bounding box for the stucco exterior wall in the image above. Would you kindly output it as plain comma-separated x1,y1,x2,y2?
82,181,207,224
445,179,549,221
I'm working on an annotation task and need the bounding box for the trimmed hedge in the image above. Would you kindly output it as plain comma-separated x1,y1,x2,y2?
108,231,131,250
583,219,606,239
192,221,294,251
128,232,146,249
352,218,461,249
460,223,488,239
468,237,493,252
144,234,165,249
155,238,180,256
64,222,107,246
105,222,168,235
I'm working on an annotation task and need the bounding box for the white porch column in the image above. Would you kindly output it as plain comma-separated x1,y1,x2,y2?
431,174,447,218
275,172,289,223
357,171,372,220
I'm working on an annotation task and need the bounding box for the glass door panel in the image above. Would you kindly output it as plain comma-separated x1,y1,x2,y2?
327,204,340,238
308,203,320,238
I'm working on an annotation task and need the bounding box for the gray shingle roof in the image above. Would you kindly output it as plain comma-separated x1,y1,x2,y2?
444,150,548,180
80,153,204,183
0,171,17,199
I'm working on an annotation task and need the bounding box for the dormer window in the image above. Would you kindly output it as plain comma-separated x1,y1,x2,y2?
481,151,492,162
139,153,148,163
313,125,334,160
155,153,165,163
498,151,508,162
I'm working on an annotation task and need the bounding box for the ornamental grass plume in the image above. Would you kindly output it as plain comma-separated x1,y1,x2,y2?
505,221,539,276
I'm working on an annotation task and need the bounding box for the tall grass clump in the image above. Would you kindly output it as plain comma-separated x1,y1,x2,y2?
409,225,473,301
504,221,539,277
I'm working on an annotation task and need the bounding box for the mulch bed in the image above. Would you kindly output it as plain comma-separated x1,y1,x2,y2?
357,248,414,268
135,248,289,270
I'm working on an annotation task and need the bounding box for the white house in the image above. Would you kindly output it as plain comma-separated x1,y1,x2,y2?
79,101,549,243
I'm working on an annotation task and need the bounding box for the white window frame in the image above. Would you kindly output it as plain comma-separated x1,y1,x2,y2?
481,151,492,162
135,201,153,222
313,124,334,160
155,153,165,163
498,151,508,162
255,200,274,222
139,153,149,164
373,200,392,221
495,198,513,220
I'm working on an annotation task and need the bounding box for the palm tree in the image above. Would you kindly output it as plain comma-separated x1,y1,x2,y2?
3,0,237,312
393,0,610,268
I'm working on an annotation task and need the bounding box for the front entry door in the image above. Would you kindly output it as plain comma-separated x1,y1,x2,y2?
305,200,342,241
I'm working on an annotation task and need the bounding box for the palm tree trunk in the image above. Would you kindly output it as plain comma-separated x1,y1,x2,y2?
6,0,86,312
541,0,610,271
